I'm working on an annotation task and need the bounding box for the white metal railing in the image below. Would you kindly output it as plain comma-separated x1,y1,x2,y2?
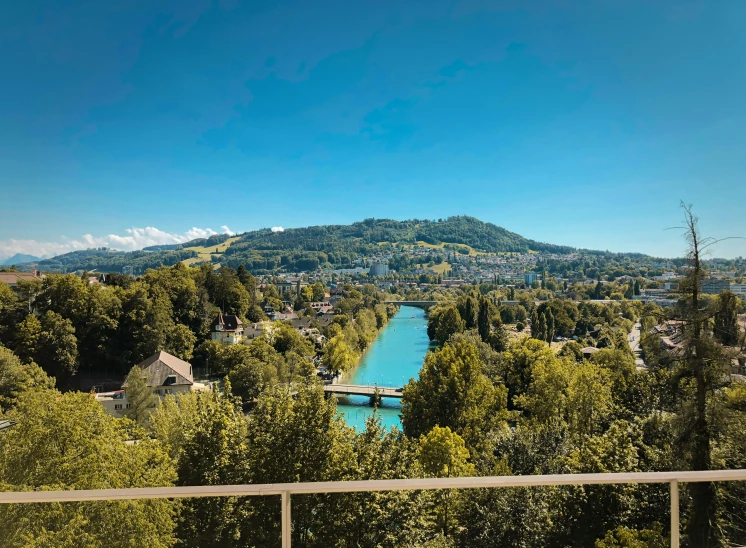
2,470,746,547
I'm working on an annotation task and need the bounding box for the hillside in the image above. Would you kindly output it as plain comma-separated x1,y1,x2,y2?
16,216,575,274
1,253,42,265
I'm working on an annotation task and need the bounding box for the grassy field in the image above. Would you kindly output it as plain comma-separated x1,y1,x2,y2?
181,236,241,267
413,241,484,256
430,261,451,274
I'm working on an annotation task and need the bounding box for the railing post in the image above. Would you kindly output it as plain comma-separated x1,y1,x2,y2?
282,491,291,548
670,480,679,548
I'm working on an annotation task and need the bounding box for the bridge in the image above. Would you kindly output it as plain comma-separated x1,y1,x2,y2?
384,300,441,309
323,384,403,399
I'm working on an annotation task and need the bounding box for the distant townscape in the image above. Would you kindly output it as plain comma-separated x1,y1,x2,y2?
1,211,745,546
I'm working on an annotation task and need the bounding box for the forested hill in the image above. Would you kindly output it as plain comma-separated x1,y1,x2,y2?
16,216,576,274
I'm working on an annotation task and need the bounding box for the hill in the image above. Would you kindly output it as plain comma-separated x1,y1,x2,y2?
15,216,576,274
1,253,42,265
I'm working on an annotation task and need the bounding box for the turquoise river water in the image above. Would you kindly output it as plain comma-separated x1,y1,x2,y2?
336,305,434,430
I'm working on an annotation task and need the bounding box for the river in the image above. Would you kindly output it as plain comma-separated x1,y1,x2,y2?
336,305,434,430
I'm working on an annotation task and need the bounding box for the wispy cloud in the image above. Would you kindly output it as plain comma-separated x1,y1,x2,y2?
0,225,236,261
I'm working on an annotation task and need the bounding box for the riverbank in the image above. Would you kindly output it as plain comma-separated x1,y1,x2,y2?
336,305,434,430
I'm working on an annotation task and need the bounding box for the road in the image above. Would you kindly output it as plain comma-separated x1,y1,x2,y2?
628,322,646,368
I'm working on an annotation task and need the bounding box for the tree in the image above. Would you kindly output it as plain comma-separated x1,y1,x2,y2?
227,357,271,404
434,306,465,346
240,385,356,546
124,365,159,425
634,279,641,296
0,344,54,410
461,297,478,329
35,311,78,386
714,290,741,346
324,334,356,377
402,340,507,450
671,204,730,546
477,297,491,342
0,390,176,548
165,323,196,361
418,425,475,479
13,314,41,364
546,309,555,343
175,389,250,547
418,426,475,538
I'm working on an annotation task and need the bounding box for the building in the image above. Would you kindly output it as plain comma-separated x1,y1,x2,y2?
730,283,746,297
524,272,538,285
0,270,42,291
210,312,244,345
702,278,731,295
581,347,600,360
369,262,389,277
96,351,207,417
276,278,308,295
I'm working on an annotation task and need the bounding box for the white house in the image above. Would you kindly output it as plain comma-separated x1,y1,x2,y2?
210,311,244,345
96,351,208,417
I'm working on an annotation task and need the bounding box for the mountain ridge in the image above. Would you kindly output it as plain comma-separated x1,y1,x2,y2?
10,216,585,274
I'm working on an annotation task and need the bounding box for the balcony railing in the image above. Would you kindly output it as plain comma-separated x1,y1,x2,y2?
2,469,746,547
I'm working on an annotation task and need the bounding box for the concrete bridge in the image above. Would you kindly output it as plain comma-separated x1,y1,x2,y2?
323,384,403,399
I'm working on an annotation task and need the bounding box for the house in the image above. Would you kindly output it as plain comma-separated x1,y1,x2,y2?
210,311,244,345
276,278,308,295
0,270,43,291
96,351,208,417
581,347,600,360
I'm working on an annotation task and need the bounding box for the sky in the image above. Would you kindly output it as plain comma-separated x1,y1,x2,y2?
1,0,745,260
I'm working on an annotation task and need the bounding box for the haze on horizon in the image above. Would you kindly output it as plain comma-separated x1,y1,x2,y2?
1,0,745,260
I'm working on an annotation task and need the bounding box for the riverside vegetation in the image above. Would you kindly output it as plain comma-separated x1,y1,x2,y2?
0,207,745,547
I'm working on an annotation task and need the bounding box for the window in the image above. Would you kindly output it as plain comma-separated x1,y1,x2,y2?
126,404,131,409
114,404,122,410
165,388,171,395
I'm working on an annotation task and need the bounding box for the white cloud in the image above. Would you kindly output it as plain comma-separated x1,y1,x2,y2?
0,225,236,261
221,225,235,236
271,226,285,233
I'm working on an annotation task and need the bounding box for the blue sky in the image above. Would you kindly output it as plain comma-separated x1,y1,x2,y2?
1,0,745,259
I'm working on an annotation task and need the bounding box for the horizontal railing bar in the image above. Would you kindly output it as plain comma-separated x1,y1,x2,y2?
1,470,745,504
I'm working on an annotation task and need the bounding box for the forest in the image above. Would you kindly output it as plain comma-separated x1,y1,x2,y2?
0,210,745,547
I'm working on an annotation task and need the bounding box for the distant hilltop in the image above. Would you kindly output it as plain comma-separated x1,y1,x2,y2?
11,216,586,274
0,253,42,266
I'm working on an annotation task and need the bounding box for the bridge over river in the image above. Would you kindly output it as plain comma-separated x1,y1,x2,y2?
384,300,441,308
324,384,403,399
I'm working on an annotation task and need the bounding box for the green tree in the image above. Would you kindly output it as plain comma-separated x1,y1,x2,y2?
0,390,176,548
175,389,249,548
13,314,41,364
418,426,475,538
402,340,507,450
596,525,667,547
324,333,356,377
227,357,272,404
165,323,196,361
241,385,356,546
0,344,54,410
714,290,741,346
124,365,159,425
477,296,491,342
35,311,78,386
434,306,465,346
